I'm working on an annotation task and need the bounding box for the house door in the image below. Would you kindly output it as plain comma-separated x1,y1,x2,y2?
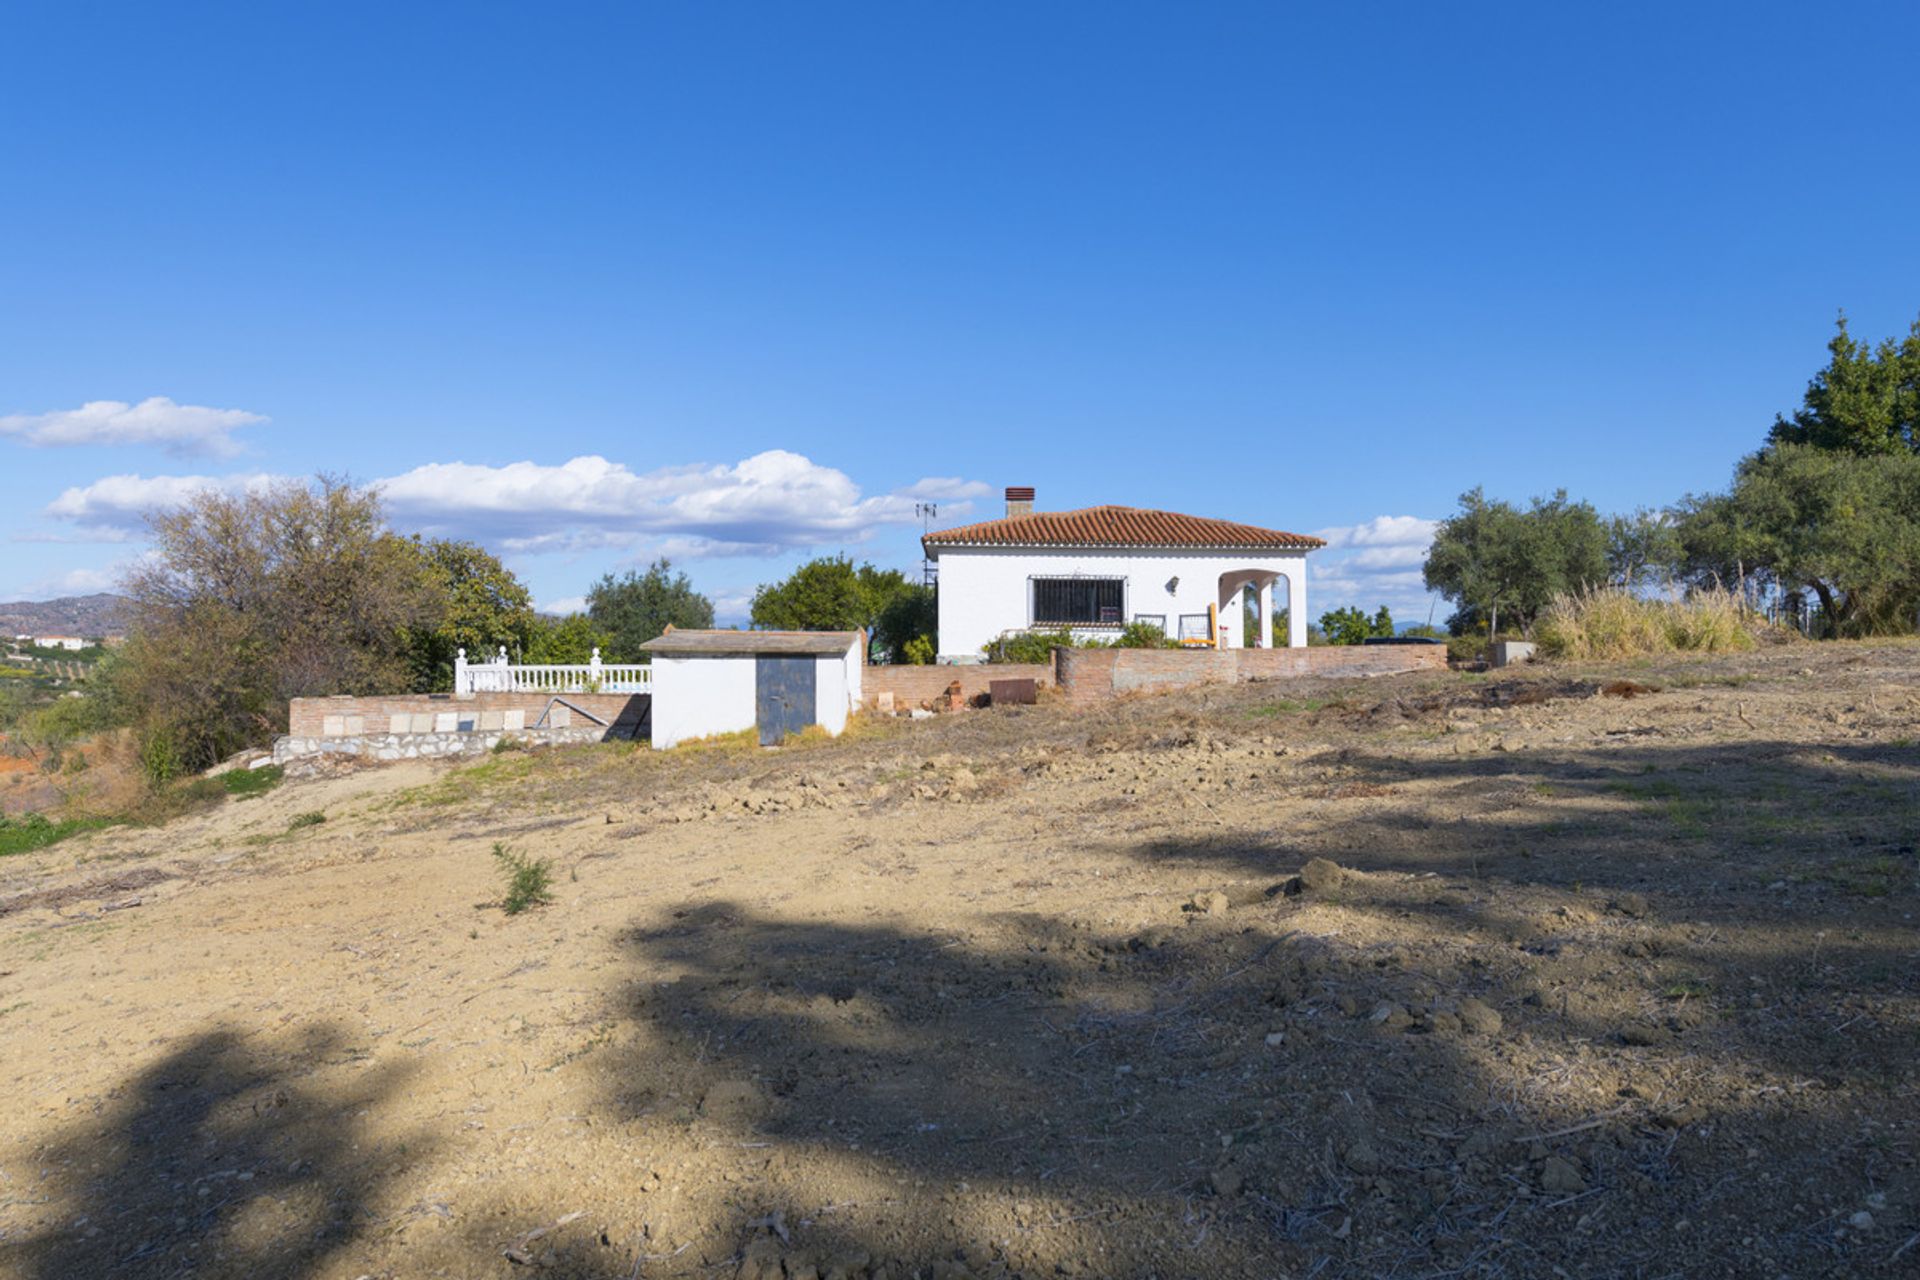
755,655,816,746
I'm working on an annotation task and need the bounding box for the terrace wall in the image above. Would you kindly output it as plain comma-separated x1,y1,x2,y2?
287,691,649,739
863,662,1054,707
1055,644,1445,703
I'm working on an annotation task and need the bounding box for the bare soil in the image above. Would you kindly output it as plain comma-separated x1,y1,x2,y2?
1,642,1917,1279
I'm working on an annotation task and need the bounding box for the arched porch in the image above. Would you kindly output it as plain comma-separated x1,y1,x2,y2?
1217,567,1306,648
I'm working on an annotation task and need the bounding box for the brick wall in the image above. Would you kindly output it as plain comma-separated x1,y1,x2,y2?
1240,644,1448,680
1055,643,1444,702
1054,648,1119,704
288,691,649,739
864,662,1053,708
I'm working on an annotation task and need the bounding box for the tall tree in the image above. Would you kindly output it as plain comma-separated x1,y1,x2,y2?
402,538,536,690
587,559,714,660
1605,508,1682,589
872,584,937,663
1767,314,1920,456
1423,488,1607,636
750,556,922,656
523,612,611,665
119,477,435,772
1318,605,1394,645
1678,445,1920,635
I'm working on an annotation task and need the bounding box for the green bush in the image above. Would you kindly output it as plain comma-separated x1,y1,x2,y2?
139,732,182,786
983,628,1077,664
288,811,326,829
1114,621,1177,649
1319,605,1395,645
492,842,554,915
901,635,936,665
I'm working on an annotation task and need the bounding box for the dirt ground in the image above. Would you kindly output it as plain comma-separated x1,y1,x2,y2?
1,642,1916,1279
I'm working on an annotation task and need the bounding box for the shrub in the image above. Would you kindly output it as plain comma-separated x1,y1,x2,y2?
1114,621,1178,649
288,811,326,829
1535,587,1757,660
492,841,554,914
1319,605,1395,645
139,732,182,786
984,628,1077,664
901,635,936,665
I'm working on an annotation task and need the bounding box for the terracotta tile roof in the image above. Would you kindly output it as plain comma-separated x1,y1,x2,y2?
923,505,1325,552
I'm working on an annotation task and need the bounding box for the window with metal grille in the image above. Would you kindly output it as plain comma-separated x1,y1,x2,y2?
1032,577,1125,625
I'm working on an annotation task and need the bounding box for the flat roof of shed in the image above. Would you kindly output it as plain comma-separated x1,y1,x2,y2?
640,629,862,656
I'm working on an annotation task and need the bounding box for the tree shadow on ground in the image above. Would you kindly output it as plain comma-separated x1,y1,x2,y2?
1113,737,1920,1080
554,734,1920,1278
0,1023,427,1280
580,894,1916,1276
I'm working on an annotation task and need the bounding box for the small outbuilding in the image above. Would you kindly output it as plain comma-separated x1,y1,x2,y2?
641,629,865,749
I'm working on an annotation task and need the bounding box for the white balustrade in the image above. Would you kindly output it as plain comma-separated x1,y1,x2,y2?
453,646,650,694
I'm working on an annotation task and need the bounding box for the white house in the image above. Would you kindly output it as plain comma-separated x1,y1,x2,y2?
34,636,91,651
641,629,864,749
923,488,1324,662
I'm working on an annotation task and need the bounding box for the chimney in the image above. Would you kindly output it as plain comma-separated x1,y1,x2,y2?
1005,486,1035,518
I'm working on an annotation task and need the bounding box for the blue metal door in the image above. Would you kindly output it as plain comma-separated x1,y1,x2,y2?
755,655,816,745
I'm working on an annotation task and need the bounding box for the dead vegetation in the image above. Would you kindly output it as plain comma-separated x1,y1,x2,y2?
0,640,1916,1278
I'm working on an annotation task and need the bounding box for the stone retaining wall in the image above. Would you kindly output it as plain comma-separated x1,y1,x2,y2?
288,692,648,739
273,724,613,766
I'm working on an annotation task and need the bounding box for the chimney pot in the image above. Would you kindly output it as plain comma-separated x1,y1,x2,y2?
1005,486,1035,518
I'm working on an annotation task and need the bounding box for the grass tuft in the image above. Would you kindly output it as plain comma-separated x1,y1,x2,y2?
492,841,554,915
0,812,116,857
221,764,285,798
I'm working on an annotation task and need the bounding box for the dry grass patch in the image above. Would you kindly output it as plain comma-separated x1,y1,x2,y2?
1535,586,1758,660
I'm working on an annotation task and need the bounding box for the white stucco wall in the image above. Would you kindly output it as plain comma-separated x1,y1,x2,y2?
815,652,850,735
649,654,757,749
932,547,1308,661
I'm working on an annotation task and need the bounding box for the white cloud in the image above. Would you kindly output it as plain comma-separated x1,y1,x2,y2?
1312,514,1439,551
373,450,979,553
24,566,121,596
44,472,285,528
1308,515,1442,623
707,589,756,624
537,595,589,616
4,558,148,601
11,525,135,545
896,477,992,502
38,452,987,569
0,397,267,457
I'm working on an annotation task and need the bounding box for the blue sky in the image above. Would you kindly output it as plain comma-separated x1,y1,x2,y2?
4,3,1917,625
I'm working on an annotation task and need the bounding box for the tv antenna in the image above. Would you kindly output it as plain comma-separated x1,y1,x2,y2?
916,502,939,586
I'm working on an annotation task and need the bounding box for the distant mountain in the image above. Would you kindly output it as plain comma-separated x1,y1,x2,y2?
0,593,128,639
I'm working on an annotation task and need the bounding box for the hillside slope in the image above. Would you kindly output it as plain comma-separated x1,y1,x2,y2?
0,592,126,637
0,641,1915,1279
